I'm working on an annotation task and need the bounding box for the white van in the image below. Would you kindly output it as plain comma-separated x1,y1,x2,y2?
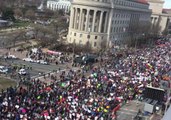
0,66,8,73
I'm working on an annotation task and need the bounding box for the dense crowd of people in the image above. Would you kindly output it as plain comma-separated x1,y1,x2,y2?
27,49,72,65
0,40,170,120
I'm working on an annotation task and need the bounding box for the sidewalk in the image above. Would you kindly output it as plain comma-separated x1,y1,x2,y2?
149,113,162,120
0,48,27,59
32,66,80,84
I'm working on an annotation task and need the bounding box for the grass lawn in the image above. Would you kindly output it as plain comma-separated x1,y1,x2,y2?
0,77,17,91
13,20,31,28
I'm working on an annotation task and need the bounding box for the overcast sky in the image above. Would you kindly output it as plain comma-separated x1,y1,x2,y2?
164,0,171,8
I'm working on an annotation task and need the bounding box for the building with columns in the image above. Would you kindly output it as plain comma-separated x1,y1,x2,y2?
147,0,171,34
67,0,151,49
164,9,171,34
47,0,71,13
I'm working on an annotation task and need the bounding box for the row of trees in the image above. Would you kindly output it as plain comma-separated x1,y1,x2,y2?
127,19,162,48
0,0,42,9
0,7,38,21
31,10,69,47
0,0,71,53
14,7,66,21
0,0,52,21
0,5,36,21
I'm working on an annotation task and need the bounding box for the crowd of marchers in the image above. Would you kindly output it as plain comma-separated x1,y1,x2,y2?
0,40,170,120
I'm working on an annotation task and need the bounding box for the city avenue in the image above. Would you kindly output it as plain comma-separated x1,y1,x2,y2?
6,59,66,78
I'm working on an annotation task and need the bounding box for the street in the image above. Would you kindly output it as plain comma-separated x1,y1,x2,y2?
3,59,68,78
117,100,150,120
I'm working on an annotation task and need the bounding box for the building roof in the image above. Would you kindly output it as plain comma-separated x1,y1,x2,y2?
127,0,149,5
137,0,149,5
162,9,171,14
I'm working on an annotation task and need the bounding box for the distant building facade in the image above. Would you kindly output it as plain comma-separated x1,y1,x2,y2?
167,18,171,35
147,0,171,34
47,0,71,13
67,0,151,49
163,9,171,35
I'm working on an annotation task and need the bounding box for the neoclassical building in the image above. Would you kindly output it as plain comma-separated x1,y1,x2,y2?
67,0,151,49
147,0,171,34
47,0,71,13
163,9,171,34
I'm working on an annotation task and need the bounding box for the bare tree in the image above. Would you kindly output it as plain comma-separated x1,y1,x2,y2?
14,8,23,18
25,9,35,20
150,17,161,37
43,8,54,20
33,23,60,47
127,21,140,47
33,24,41,39
127,20,152,48
162,27,168,36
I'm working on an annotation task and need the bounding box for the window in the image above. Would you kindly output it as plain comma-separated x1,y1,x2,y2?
80,34,82,37
113,28,115,32
87,35,90,38
74,33,76,36
79,40,82,44
94,42,96,47
90,18,93,22
95,36,98,39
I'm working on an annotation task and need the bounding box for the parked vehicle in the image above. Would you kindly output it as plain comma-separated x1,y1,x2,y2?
0,66,8,73
23,58,34,62
18,69,27,75
73,55,97,65
4,55,17,59
36,60,49,65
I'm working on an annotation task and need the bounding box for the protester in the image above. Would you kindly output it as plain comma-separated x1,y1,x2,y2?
0,40,170,120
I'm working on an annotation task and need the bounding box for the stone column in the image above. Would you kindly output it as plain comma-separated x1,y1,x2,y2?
98,11,104,32
69,7,74,28
81,9,85,30
104,11,108,33
80,9,85,31
92,10,97,32
85,9,90,31
154,17,157,25
78,8,83,30
56,4,58,10
73,8,78,29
